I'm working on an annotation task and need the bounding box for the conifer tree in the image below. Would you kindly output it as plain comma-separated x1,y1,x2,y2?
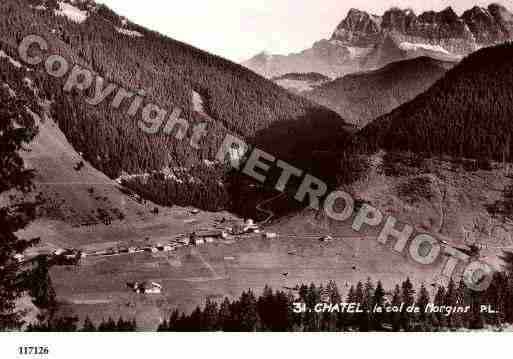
391,284,402,331
81,317,96,332
237,290,259,331
0,85,38,330
217,298,232,331
434,285,447,328
416,283,430,327
371,281,385,330
444,278,457,328
400,278,415,331
202,298,219,331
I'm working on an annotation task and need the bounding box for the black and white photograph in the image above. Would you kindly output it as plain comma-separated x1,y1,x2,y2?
1,0,513,354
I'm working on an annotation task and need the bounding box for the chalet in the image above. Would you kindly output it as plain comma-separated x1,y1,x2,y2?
130,281,162,294
179,237,191,245
52,249,82,265
244,219,259,232
193,238,205,245
162,245,175,252
229,220,259,235
53,248,67,256
319,235,334,242
118,246,129,253
263,232,278,240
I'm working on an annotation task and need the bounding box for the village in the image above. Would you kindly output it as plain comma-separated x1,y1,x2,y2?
16,214,280,294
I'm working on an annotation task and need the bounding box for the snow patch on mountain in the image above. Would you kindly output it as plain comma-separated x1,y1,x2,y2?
346,45,374,58
116,27,143,38
192,91,206,113
328,40,373,57
399,42,450,55
55,2,88,23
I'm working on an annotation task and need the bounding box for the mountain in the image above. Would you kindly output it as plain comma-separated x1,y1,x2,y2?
1,0,351,216
359,43,513,162
243,3,513,78
303,56,455,127
242,40,370,79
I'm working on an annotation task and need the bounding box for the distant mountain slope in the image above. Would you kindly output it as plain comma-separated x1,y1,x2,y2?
242,39,373,78
304,57,455,127
271,72,330,94
1,0,351,212
243,4,513,78
359,43,513,162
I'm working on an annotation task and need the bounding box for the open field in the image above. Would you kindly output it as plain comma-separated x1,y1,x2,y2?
45,213,447,330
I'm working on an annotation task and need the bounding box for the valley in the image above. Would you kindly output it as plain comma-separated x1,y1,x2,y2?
2,0,513,332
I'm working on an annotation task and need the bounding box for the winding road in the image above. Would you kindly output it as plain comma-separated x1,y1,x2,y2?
255,192,285,224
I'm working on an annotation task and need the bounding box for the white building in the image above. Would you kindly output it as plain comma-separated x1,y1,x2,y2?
263,232,278,240
132,282,162,294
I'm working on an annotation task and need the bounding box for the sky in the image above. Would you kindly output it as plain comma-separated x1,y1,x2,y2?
96,0,513,63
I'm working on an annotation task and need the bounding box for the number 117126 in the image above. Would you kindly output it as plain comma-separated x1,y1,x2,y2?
18,346,49,355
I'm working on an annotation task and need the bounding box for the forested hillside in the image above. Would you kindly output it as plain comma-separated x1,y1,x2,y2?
359,43,513,161
0,0,350,212
305,57,454,127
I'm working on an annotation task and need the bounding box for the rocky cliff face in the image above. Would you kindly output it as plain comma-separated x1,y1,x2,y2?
463,4,513,43
331,8,382,46
244,3,513,78
333,5,513,54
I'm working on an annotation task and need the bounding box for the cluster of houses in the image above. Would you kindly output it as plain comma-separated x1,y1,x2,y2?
17,219,279,270
14,218,281,296
189,219,277,245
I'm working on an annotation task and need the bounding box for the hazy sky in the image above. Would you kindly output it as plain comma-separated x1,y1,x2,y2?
96,0,513,62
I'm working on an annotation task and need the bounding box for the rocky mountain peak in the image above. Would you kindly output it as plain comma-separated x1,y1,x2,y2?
462,3,513,43
331,8,382,46
381,7,417,33
488,3,513,35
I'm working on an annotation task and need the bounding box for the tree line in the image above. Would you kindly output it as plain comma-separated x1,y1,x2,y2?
158,266,513,332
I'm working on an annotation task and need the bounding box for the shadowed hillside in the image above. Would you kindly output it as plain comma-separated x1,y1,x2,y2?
305,57,454,127
359,43,513,162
